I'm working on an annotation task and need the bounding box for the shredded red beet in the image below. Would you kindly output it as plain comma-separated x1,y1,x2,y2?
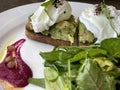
0,39,33,87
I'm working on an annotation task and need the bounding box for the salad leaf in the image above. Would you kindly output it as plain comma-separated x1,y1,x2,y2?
100,1,118,36
54,46,86,55
108,68,120,79
28,78,45,88
40,50,73,62
40,45,95,63
76,59,116,90
37,42,120,90
44,67,68,90
54,45,99,53
101,38,120,58
69,48,107,62
44,67,59,82
100,1,112,19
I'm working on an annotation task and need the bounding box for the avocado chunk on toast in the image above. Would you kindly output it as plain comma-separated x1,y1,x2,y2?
25,16,96,46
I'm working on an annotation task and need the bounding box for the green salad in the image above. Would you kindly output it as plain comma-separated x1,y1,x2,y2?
29,38,120,90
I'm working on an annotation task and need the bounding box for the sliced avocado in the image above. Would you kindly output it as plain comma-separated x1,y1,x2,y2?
93,57,116,71
42,15,77,44
78,21,96,45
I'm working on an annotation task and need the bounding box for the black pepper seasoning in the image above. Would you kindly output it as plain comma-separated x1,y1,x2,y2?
54,0,64,8
95,4,102,15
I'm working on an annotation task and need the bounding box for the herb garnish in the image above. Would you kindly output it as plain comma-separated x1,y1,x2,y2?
68,60,72,90
100,1,118,36
41,0,56,7
40,0,64,21
41,0,58,21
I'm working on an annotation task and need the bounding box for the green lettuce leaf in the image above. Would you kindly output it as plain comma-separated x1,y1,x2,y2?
40,50,73,62
76,59,116,90
28,78,45,88
69,48,107,62
101,38,120,58
44,67,69,90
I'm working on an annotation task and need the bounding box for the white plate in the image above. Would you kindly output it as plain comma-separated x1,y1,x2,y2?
0,2,92,90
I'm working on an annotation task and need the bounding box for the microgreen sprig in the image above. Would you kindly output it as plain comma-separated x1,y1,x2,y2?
68,60,72,90
100,1,118,36
41,0,57,21
41,0,57,7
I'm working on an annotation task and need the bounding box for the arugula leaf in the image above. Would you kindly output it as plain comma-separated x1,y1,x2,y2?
40,50,73,62
101,38,120,58
39,45,119,90
100,1,118,36
40,46,104,63
108,68,120,79
54,46,85,55
76,59,116,90
100,1,111,19
54,46,97,55
69,48,107,62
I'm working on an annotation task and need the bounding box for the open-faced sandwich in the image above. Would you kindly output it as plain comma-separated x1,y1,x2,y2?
25,0,77,46
26,0,120,46
78,2,120,45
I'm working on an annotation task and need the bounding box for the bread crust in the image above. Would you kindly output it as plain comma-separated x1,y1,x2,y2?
25,23,72,46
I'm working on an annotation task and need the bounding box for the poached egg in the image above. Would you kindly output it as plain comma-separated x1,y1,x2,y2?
79,4,120,43
31,0,72,33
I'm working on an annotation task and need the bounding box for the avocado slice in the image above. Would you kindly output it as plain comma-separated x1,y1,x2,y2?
78,21,96,45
